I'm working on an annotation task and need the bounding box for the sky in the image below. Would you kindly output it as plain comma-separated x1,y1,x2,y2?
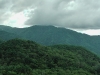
0,0,100,35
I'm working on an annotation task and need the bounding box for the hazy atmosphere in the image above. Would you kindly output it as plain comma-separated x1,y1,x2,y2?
0,0,100,35
1,0,100,74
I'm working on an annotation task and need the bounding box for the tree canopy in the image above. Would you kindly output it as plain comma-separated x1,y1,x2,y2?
0,39,100,75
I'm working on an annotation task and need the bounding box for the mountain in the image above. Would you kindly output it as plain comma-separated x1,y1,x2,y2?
0,39,100,75
0,25,100,56
0,29,20,41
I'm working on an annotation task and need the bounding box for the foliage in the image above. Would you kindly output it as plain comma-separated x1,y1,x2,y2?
0,39,100,75
0,25,100,56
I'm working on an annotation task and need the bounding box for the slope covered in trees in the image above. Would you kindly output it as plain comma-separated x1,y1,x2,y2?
0,25,100,56
0,39,100,75
0,29,20,41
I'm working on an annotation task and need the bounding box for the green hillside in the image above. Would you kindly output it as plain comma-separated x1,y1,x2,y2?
0,39,100,75
0,25,100,56
0,29,20,41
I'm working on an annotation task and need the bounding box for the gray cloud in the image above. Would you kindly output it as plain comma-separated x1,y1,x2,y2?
10,0,40,12
25,0,100,29
1,0,100,29
0,0,12,23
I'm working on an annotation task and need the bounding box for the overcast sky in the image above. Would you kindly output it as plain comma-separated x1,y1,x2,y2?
0,0,100,35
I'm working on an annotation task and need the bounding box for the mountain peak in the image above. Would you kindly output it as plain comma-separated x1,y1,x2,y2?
0,25,100,56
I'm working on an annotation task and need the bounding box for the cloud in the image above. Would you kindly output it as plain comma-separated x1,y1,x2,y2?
1,0,100,29
25,0,100,29
10,0,39,12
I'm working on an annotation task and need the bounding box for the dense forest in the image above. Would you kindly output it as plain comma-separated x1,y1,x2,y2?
0,39,100,75
0,25,100,56
0,30,19,41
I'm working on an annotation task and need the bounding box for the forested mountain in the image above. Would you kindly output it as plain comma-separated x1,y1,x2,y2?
0,29,20,41
0,39,100,75
0,25,100,56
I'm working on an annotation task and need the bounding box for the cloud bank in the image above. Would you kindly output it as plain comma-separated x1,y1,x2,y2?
0,0,100,29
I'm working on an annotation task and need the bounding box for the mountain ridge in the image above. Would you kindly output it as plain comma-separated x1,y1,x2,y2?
0,25,100,56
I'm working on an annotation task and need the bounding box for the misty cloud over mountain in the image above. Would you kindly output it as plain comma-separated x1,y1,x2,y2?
0,0,100,29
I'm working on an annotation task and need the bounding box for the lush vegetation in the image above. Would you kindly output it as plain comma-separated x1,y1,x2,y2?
0,39,100,75
0,25,100,56
0,30,19,41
